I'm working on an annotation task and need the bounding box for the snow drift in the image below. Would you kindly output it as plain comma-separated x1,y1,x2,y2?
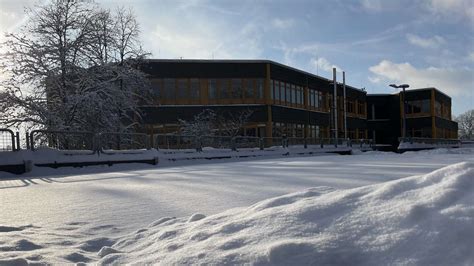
96,162,474,265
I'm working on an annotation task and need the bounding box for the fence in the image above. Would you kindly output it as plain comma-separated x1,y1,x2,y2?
1,128,377,153
27,131,152,153
398,137,461,147
154,134,355,152
349,139,375,149
99,132,150,151
0,129,17,151
29,130,95,151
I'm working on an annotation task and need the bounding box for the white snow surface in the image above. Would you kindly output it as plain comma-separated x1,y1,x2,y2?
0,148,473,264
97,162,474,265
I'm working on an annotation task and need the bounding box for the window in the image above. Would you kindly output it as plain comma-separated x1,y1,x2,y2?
231,79,242,99
285,84,290,104
244,79,254,99
421,99,430,113
347,101,355,113
177,79,188,99
435,101,442,117
358,102,365,115
271,80,276,100
151,79,162,99
209,79,217,99
163,78,175,100
256,79,264,99
219,79,230,99
291,85,297,104
190,78,200,99
315,91,320,108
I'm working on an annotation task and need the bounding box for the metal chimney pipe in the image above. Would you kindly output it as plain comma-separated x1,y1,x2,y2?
333,68,338,146
343,71,347,140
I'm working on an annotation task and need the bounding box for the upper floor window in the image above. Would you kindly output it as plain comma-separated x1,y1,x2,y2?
163,78,175,99
190,79,200,99
231,79,243,98
209,79,217,99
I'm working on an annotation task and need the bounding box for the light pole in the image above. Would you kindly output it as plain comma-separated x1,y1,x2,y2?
390,83,409,138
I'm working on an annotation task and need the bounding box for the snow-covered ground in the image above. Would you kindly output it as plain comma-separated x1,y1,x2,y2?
0,148,473,264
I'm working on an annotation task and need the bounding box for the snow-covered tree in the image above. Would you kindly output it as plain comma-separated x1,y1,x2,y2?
178,109,254,137
179,109,217,136
216,109,254,137
455,109,474,140
0,0,151,133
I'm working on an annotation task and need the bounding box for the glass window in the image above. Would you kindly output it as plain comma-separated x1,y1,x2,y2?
435,101,442,116
209,79,217,99
358,102,365,115
177,79,188,99
163,78,175,99
290,85,294,104
271,80,276,100
231,79,242,99
151,79,162,98
285,83,290,103
244,79,254,99
256,79,264,99
278,81,283,102
314,91,321,109
190,78,200,99
297,87,301,105
219,79,229,99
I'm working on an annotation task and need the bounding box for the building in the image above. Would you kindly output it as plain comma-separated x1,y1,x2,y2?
139,59,367,140
138,59,457,148
367,88,458,148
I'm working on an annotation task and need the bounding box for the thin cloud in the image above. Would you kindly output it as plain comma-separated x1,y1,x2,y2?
310,57,343,72
406,33,445,49
369,60,473,96
271,18,295,30
426,0,474,22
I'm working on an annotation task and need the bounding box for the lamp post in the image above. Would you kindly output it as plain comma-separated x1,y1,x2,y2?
389,83,409,138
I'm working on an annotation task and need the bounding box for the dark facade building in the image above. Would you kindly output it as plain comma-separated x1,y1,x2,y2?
367,88,458,147
139,59,367,140
138,59,457,148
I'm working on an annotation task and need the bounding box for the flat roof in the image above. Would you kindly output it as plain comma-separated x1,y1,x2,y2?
144,59,365,93
368,87,451,99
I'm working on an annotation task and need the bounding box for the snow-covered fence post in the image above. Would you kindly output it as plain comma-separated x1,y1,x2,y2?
195,136,202,152
15,132,20,151
231,137,237,151
25,132,30,150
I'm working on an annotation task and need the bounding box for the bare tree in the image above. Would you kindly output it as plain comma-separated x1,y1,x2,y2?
0,0,151,133
216,109,254,137
455,109,474,140
178,109,217,136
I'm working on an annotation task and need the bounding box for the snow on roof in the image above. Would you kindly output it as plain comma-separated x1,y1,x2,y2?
96,161,474,265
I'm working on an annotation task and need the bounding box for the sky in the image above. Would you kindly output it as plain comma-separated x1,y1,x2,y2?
0,0,473,115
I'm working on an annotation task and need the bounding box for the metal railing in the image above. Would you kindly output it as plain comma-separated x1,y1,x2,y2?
154,134,197,150
29,130,95,152
0,129,16,151
349,139,375,149
98,132,150,151
1,127,431,154
152,135,352,152
398,137,461,147
28,130,150,153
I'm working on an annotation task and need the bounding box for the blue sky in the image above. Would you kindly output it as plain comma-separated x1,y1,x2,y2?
1,0,473,115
